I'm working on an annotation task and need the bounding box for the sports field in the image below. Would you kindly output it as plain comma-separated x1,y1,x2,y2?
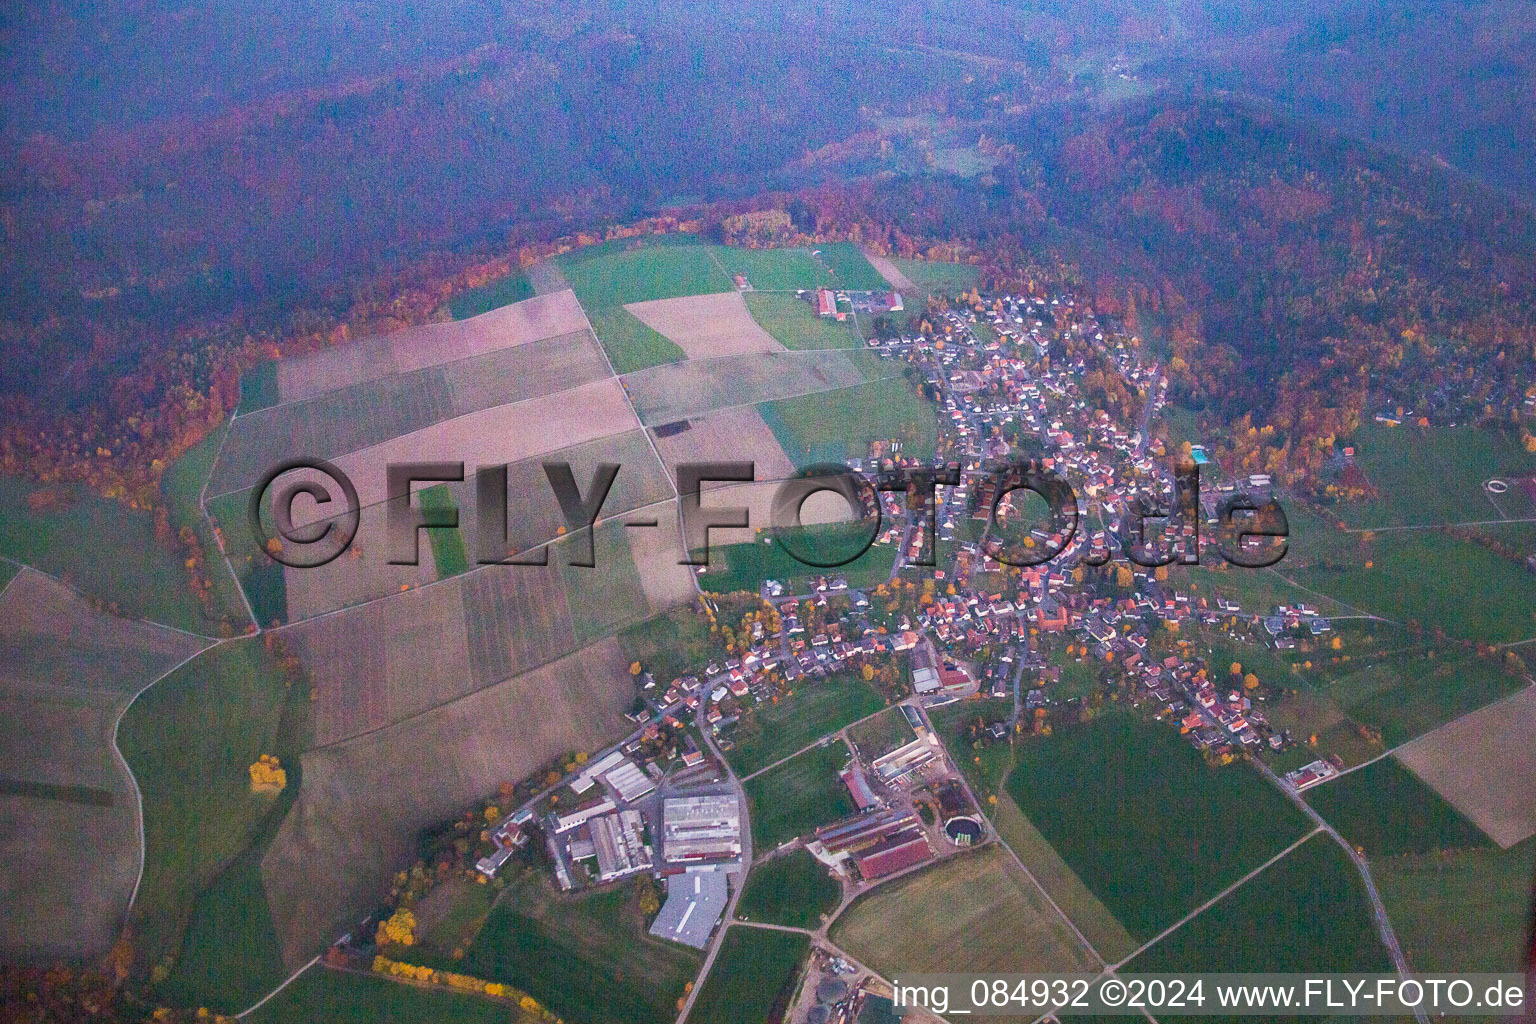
735,848,842,929
687,926,810,1024
0,569,211,964
830,847,1097,976
1305,755,1490,855
745,292,860,350
743,741,856,850
1005,713,1311,941
1393,684,1536,847
1128,833,1390,974
725,672,887,777
465,867,703,1024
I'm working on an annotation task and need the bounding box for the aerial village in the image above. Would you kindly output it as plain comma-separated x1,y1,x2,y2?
330,279,1356,1022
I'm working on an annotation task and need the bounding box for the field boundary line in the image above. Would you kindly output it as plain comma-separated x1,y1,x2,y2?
0,558,228,642
1338,515,1536,534
737,703,901,782
1108,826,1323,970
235,953,321,1019
115,638,226,922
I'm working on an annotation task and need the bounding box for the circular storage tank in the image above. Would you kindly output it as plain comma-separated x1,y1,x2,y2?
944,815,983,845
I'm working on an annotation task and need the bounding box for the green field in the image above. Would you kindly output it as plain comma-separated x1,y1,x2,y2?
207,487,288,626
1006,713,1312,941
558,238,733,309
248,965,539,1024
713,246,834,291
1129,834,1390,974
759,374,937,467
619,604,721,688
743,741,855,850
237,360,281,415
886,256,979,297
1305,756,1492,856
813,242,890,291
448,270,533,320
688,926,810,1024
0,476,210,632
419,484,470,578
702,523,897,596
118,638,310,1004
846,705,918,761
735,848,842,929
1373,837,1536,973
465,867,703,1024
830,847,1097,980
161,421,251,627
585,305,686,374
745,292,860,349
1341,423,1536,530
726,671,886,777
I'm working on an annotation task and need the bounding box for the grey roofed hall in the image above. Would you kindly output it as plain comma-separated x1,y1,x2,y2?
648,868,729,949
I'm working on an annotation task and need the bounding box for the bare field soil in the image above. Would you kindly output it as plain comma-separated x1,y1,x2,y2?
622,349,868,425
0,570,209,963
281,577,474,747
623,291,783,360
323,378,640,513
261,638,636,967
652,405,799,547
862,251,917,292
211,329,612,498
275,290,588,401
460,562,577,689
1395,684,1536,847
283,499,439,621
618,500,698,610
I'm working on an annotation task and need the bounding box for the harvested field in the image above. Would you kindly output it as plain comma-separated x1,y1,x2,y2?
622,349,869,425
651,405,797,547
863,251,917,292
525,260,570,295
262,639,637,966
282,499,438,622
460,562,577,689
620,499,698,610
210,329,613,498
1394,684,1536,847
0,569,209,963
275,290,588,401
282,575,478,746
623,291,783,359
830,846,1097,977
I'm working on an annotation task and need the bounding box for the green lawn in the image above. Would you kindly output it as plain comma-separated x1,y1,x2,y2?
743,742,855,850
1373,837,1536,974
745,292,860,349
813,242,890,291
619,604,722,688
0,476,211,632
736,848,842,929
1341,423,1536,530
585,306,686,374
759,374,937,467
929,697,1015,798
726,672,887,777
1305,756,1492,855
207,487,288,627
464,868,703,1024
418,484,469,578
118,638,310,1003
701,523,897,595
1006,713,1312,941
558,238,733,309
688,926,809,1024
448,271,533,320
712,246,834,291
248,965,538,1024
886,256,979,298
1129,833,1391,974
237,360,281,415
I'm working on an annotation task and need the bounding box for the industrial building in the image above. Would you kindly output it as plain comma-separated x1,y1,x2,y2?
661,793,742,865
649,868,729,949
